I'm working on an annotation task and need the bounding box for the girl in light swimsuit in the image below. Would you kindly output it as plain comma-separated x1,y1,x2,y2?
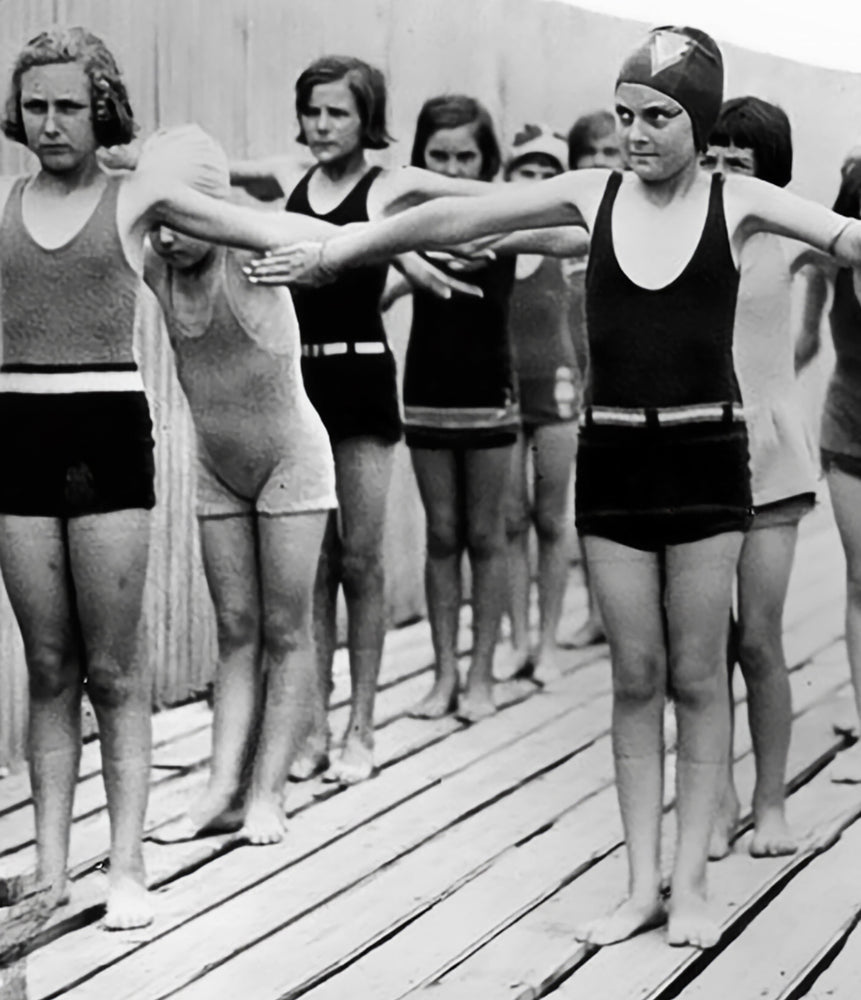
248,25,861,949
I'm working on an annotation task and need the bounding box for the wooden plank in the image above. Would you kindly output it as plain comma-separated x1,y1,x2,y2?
416,684,855,1000
28,656,613,997
804,924,861,999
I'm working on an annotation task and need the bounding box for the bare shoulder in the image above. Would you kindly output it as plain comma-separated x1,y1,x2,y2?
553,169,612,230
0,174,24,217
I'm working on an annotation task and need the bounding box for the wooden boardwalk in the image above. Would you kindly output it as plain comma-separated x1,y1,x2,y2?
2,505,860,1000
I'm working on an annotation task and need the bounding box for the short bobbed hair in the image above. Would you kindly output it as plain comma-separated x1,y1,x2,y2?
833,159,861,220
709,96,792,188
410,94,501,182
294,55,392,150
2,26,136,148
567,109,616,169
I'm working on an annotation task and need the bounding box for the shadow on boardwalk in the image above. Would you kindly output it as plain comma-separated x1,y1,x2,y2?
1,506,860,1000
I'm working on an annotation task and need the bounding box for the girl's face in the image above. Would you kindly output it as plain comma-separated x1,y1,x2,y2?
614,83,696,183
422,123,484,179
508,158,560,183
300,78,363,165
150,226,214,270
700,143,757,178
20,62,97,173
573,127,623,171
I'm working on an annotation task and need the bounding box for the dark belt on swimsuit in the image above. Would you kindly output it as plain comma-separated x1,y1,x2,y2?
580,402,744,429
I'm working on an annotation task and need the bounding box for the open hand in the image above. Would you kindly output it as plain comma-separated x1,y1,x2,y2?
245,242,334,287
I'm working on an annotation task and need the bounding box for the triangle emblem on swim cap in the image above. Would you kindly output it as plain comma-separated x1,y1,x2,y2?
649,31,692,75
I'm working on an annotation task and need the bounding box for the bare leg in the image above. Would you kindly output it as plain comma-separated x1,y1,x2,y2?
181,516,261,835
531,422,578,684
458,446,515,722
665,532,742,949
569,544,607,648
410,448,463,719
325,438,395,783
241,511,328,843
0,517,80,908
68,510,152,931
709,613,740,861
293,512,339,780
575,537,668,945
826,469,861,782
737,523,799,856
499,430,533,681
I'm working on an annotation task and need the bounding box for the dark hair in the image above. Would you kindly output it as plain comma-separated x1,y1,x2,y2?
709,96,792,188
2,26,135,147
410,94,501,181
833,159,861,219
567,110,616,169
294,55,391,150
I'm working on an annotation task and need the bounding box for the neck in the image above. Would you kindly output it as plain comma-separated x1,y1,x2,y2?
318,146,367,182
34,154,103,194
638,156,701,206
170,244,223,282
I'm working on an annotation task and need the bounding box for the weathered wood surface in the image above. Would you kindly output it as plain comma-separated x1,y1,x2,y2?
0,506,852,1000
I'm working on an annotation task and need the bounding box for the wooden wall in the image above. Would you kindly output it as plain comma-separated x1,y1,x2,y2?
0,0,857,767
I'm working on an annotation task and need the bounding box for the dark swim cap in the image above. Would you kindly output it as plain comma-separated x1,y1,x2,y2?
616,26,724,152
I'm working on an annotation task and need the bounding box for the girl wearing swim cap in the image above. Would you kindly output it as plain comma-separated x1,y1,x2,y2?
249,25,861,949
0,26,387,929
700,98,817,862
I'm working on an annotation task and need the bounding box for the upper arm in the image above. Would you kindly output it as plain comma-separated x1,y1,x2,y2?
377,166,494,218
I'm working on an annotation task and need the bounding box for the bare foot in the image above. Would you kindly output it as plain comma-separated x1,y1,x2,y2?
709,785,740,860
568,618,606,650
289,727,330,781
494,645,532,682
829,743,861,783
575,895,666,945
241,796,287,845
750,807,798,857
667,891,721,949
0,872,69,909
531,645,566,687
408,676,459,719
324,735,375,785
103,874,153,931
455,683,497,723
832,711,859,739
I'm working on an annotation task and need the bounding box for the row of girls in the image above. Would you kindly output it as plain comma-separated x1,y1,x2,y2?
8,22,861,955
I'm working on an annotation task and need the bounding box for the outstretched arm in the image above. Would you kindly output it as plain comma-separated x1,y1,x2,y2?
229,156,303,202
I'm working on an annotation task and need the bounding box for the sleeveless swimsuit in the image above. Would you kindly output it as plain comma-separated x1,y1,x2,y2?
0,176,155,517
820,267,861,479
404,254,519,449
286,166,402,445
156,250,336,518
508,256,582,426
576,171,752,550
732,232,816,525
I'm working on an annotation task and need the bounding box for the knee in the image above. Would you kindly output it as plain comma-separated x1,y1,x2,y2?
27,641,76,701
341,542,384,593
466,520,505,560
534,504,568,545
216,605,259,655
426,522,460,560
669,658,724,711
613,653,664,706
86,653,138,709
261,611,311,662
504,498,531,541
737,618,782,679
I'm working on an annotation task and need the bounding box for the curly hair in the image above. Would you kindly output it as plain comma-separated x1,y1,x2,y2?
295,55,392,150
1,26,136,148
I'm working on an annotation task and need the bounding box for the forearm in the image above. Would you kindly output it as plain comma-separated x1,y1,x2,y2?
485,226,589,258
832,220,861,267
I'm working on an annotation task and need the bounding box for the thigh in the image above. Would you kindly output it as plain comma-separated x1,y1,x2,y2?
532,422,578,522
582,535,665,675
333,437,395,553
664,532,743,669
827,467,861,576
411,447,462,538
258,512,329,623
199,516,260,620
67,509,151,657
737,523,798,631
0,515,74,657
504,431,531,528
463,446,514,530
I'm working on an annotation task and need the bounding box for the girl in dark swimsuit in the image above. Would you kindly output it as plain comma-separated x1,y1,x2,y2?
249,25,861,950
